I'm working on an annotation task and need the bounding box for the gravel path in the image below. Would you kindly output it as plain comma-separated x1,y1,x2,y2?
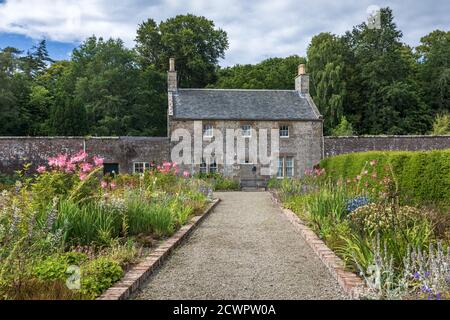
134,192,347,300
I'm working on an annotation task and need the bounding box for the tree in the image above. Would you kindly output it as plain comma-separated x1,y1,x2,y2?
50,97,88,136
22,40,54,79
214,56,305,89
0,47,31,135
136,14,229,88
331,116,354,136
342,7,430,134
416,30,450,115
307,33,347,134
52,36,168,136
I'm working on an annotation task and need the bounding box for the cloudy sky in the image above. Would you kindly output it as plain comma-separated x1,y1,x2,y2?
0,0,448,66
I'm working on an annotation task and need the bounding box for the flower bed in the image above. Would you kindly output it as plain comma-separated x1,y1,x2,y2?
269,152,450,300
0,152,213,300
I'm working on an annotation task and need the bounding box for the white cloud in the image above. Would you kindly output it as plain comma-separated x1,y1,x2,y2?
0,0,448,65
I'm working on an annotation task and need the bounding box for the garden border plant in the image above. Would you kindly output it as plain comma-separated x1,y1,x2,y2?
0,152,215,300
269,192,366,299
268,149,450,300
98,198,220,300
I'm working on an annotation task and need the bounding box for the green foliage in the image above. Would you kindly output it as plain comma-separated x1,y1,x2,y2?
125,192,175,238
431,113,450,135
197,173,240,191
331,116,354,136
0,10,447,136
80,257,123,299
0,155,212,300
57,200,123,246
307,33,346,134
271,157,448,299
136,14,229,88
33,252,88,281
214,56,305,89
416,30,450,115
320,150,450,206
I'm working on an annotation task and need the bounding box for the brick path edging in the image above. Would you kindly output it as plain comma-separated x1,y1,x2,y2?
97,199,221,300
269,192,366,300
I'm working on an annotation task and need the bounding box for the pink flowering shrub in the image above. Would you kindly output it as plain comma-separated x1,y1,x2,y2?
31,150,105,207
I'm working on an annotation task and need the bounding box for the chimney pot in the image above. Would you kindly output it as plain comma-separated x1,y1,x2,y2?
168,58,177,92
298,64,306,76
295,64,309,94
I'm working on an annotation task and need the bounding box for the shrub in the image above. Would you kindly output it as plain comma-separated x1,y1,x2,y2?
196,173,240,191
80,257,123,299
33,252,88,281
349,204,429,234
431,113,450,135
320,149,450,206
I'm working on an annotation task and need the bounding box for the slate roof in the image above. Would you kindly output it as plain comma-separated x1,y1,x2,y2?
172,89,322,121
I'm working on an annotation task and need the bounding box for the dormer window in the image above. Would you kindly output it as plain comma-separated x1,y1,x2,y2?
203,124,213,138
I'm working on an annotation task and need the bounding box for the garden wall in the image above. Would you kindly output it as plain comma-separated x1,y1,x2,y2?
0,137,170,174
1,135,450,175
324,135,450,158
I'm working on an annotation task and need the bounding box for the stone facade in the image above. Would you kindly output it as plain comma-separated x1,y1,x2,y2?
169,119,324,183
0,137,169,174
324,135,450,157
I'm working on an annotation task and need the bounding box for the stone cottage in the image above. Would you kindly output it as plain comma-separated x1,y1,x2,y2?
167,59,324,187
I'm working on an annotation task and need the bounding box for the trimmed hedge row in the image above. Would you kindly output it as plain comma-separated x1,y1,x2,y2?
320,149,450,206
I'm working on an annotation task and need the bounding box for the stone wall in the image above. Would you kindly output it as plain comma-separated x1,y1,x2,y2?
1,135,449,175
324,135,450,158
0,137,170,174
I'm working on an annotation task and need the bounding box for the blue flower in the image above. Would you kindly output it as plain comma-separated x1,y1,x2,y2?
413,272,421,279
346,196,371,213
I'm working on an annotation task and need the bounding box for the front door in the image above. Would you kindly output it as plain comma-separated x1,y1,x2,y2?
239,164,264,188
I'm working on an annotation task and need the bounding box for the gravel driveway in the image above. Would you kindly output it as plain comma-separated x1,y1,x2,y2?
134,192,347,300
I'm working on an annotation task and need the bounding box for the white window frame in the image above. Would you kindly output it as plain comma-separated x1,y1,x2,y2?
279,125,289,138
203,124,213,138
277,156,294,178
241,125,252,137
133,162,150,174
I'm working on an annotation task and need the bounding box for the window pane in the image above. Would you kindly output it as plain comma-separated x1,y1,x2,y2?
200,158,207,173
280,125,289,137
203,125,213,137
134,162,148,174
241,125,251,137
285,157,294,177
209,160,217,174
277,158,283,177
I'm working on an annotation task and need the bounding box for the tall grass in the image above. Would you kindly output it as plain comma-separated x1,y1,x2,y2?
56,200,122,246
125,193,175,238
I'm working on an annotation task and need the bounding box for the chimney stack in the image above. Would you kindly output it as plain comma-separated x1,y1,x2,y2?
168,58,177,92
295,64,309,94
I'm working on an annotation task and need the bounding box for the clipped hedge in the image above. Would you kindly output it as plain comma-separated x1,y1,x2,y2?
320,149,450,206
